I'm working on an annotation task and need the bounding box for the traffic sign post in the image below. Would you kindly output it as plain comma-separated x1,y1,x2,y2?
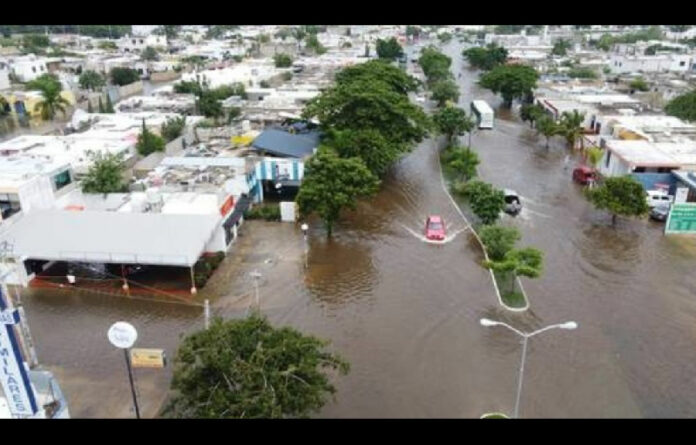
108,321,140,419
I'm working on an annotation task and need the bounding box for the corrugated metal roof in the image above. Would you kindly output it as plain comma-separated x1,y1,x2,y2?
251,129,319,158
0,210,220,267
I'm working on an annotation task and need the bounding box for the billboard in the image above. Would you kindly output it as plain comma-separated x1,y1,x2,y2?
665,203,696,235
0,304,38,416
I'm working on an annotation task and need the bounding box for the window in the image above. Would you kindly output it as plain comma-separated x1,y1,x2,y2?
605,150,611,168
53,170,72,191
32,66,36,73
132,40,136,44
40,66,44,71
0,193,21,220
680,61,686,67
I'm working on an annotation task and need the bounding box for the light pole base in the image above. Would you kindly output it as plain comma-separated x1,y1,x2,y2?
480,412,509,419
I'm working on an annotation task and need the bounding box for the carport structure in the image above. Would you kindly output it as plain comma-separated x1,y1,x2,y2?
0,210,220,294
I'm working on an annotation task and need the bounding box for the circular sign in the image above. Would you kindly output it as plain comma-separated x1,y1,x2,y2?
107,322,138,349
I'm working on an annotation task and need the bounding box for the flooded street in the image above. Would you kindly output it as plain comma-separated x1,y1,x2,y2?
17,40,696,418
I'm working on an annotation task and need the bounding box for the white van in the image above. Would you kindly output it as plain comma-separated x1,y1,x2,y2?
646,190,673,208
471,100,494,129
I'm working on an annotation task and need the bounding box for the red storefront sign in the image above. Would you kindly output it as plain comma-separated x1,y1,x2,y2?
220,195,235,216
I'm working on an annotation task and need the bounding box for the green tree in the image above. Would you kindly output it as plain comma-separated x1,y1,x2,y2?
462,44,508,70
585,175,650,226
161,116,186,142
551,39,572,56
375,37,404,61
22,34,49,49
567,67,597,79
305,35,327,55
78,70,105,92
141,46,159,61
484,247,544,294
479,225,521,261
296,149,379,237
536,115,559,148
437,32,453,43
585,146,603,170
406,26,421,39
154,25,181,41
97,40,118,50
443,145,479,181
136,120,166,156
433,106,474,143
30,75,70,121
325,128,405,178
665,90,696,122
163,312,350,419
461,180,505,225
629,77,649,92
559,110,586,149
81,151,126,194
273,53,293,68
302,79,431,147
198,93,224,122
418,46,452,84
479,64,539,107
110,67,140,86
430,79,459,107
519,103,545,128
335,60,420,95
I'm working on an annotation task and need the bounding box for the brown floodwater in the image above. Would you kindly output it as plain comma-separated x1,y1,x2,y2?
16,40,696,418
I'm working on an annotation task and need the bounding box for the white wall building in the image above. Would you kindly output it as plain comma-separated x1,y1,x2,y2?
609,54,695,74
0,61,10,90
117,34,167,53
8,55,49,82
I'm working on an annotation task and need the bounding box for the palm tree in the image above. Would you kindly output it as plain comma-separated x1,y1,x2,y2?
34,86,70,121
559,110,586,150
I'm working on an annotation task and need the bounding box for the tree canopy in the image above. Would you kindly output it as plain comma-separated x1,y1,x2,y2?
433,106,474,142
376,37,404,61
81,151,126,194
665,90,696,122
559,110,586,149
161,116,186,142
461,180,505,225
164,313,349,419
418,46,452,85
136,120,166,156
536,115,560,148
324,128,405,178
585,175,650,225
462,44,508,70
334,60,420,95
430,79,459,107
519,103,545,128
551,39,572,56
110,67,140,86
79,70,105,92
296,149,379,236
273,53,293,68
479,64,539,107
27,74,69,121
141,46,159,61
479,225,521,261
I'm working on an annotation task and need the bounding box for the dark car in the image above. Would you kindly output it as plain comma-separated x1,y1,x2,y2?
649,204,670,222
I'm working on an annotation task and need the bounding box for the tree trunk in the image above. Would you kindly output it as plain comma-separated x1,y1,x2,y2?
545,136,549,148
510,272,516,294
326,219,333,237
612,213,617,226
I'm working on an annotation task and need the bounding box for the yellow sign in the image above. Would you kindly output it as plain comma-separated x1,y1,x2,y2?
130,348,166,369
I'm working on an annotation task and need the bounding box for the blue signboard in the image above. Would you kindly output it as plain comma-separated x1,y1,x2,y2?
0,289,38,417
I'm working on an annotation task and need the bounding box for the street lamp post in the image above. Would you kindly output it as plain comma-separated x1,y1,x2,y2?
301,223,309,269
479,318,577,419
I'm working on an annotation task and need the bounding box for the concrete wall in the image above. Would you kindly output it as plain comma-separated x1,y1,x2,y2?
598,149,632,177
632,172,677,193
117,80,144,99
150,71,181,83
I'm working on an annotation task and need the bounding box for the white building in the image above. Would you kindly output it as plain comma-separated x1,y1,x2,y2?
598,138,696,177
117,34,167,53
609,54,695,74
7,55,49,82
132,25,160,37
0,156,75,224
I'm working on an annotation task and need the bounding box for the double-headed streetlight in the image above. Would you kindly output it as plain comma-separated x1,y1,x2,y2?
480,318,577,419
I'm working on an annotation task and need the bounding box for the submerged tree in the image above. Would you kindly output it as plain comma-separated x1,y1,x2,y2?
585,175,650,226
164,312,350,418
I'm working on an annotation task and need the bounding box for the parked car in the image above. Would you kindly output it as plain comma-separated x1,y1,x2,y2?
572,166,596,185
503,190,522,215
646,190,673,208
649,204,671,222
425,215,446,241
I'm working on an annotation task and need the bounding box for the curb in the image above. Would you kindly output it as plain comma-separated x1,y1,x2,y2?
436,144,530,312
480,412,509,419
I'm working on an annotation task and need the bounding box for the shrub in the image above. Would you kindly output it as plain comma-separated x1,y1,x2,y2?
244,204,281,221
273,53,293,68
